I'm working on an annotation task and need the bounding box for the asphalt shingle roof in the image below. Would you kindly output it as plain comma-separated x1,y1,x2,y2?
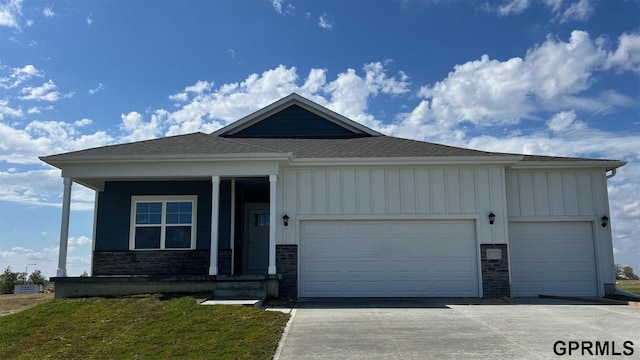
40,132,622,165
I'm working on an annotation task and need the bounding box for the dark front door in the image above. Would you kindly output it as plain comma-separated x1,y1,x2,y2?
243,203,269,274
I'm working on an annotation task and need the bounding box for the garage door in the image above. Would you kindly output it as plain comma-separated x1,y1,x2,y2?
510,222,597,297
300,220,478,297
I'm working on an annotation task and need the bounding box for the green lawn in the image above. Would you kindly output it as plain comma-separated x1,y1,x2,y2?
617,280,640,296
0,294,289,359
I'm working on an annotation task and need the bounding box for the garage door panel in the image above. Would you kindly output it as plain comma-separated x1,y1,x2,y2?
510,222,597,297
300,220,478,297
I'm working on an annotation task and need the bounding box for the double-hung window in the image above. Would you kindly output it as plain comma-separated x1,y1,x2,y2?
130,195,197,250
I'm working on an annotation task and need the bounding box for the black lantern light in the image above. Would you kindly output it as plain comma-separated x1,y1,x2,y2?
488,212,496,225
282,214,290,227
601,215,609,228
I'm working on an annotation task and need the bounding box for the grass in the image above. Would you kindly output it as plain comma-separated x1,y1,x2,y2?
0,293,54,316
0,294,289,359
617,280,640,296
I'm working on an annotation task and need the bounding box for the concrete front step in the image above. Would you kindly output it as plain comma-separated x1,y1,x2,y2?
214,289,266,300
216,281,265,290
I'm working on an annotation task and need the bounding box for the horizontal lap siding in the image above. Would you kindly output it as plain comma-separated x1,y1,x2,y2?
279,167,506,245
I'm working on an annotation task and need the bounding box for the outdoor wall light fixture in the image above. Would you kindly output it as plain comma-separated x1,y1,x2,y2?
601,215,609,228
282,214,290,227
488,212,496,225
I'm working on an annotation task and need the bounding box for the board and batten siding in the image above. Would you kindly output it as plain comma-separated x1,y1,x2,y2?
505,169,609,217
505,168,617,289
277,166,508,246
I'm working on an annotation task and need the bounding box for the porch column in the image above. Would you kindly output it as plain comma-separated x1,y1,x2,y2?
209,176,220,275
268,175,277,275
57,177,72,277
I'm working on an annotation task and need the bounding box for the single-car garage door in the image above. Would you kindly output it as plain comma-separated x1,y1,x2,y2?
510,222,597,297
300,219,478,297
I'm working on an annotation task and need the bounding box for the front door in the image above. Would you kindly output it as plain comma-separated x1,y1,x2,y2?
243,204,269,274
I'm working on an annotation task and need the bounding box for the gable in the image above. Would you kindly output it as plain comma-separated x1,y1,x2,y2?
213,93,381,139
225,104,369,139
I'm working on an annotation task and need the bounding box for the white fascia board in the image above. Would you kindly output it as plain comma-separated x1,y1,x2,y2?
59,159,283,182
289,155,523,167
510,160,627,170
45,152,291,166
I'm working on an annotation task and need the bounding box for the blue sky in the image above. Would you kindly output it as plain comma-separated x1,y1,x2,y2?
1,0,639,279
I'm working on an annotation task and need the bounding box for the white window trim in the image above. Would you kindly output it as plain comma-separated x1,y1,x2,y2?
129,195,198,250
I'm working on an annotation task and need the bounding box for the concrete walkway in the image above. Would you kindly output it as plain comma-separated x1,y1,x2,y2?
274,298,640,360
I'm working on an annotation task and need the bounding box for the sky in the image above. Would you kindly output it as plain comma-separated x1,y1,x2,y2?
0,0,639,279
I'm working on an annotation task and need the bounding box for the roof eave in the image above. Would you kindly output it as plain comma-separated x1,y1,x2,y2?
511,160,627,169
289,155,524,167
41,152,293,167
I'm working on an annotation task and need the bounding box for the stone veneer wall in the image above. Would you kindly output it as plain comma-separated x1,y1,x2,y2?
480,244,510,297
218,249,232,275
93,250,209,276
276,245,298,298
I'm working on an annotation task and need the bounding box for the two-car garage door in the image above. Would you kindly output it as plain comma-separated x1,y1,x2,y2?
300,220,479,297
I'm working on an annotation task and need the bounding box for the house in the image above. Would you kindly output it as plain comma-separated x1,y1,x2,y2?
42,93,625,299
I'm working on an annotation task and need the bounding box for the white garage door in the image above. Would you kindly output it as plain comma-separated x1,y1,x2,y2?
300,220,478,297
510,222,597,297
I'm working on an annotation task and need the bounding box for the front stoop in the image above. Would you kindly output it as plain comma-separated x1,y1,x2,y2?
214,281,266,300
212,274,281,301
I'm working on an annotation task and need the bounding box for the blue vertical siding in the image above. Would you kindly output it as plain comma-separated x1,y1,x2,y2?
95,181,213,251
227,105,368,138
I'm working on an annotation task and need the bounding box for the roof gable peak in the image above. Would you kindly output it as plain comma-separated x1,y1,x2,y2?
212,93,381,139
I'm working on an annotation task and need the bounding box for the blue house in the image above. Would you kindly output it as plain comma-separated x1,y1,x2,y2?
42,93,625,299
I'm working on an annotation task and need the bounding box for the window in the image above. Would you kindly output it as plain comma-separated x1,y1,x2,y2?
130,196,197,250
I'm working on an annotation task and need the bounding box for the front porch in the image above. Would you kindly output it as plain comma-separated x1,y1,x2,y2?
51,274,281,299
52,173,298,299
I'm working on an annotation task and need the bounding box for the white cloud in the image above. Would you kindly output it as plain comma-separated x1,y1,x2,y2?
0,168,95,210
42,6,55,18
491,0,594,22
559,0,593,22
226,49,236,59
319,13,333,30
19,79,73,102
185,80,213,94
0,0,23,29
0,64,44,89
606,32,640,74
497,0,530,16
0,118,113,164
546,111,584,133
69,236,92,246
0,98,23,119
88,83,104,94
119,110,165,142
271,0,294,15
86,13,93,25
408,30,611,135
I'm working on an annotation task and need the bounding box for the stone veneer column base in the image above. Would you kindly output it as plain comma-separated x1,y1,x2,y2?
480,244,511,297
276,245,298,298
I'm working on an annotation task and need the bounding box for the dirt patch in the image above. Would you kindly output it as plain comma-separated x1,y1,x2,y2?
0,293,54,316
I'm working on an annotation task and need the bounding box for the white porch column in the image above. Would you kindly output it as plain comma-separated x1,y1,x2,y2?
57,177,72,277
209,176,220,275
268,174,277,275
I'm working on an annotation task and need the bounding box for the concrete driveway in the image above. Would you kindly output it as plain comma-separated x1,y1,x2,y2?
274,298,640,360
